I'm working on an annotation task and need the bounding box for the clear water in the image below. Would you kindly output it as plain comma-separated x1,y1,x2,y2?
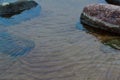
0,5,41,26
0,0,18,3
0,0,120,80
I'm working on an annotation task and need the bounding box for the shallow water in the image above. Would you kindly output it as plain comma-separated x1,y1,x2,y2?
1,0,120,80
0,5,41,26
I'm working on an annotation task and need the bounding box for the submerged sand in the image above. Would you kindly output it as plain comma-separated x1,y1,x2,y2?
0,0,120,80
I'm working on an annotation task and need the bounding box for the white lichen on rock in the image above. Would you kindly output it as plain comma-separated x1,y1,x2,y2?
2,2,9,6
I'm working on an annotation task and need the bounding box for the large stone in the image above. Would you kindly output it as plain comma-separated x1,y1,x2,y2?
0,0,38,18
81,4,120,35
106,0,120,5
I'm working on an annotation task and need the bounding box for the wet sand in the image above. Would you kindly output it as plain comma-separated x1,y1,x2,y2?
0,0,120,80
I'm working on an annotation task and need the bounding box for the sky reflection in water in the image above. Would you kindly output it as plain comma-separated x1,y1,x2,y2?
0,5,41,26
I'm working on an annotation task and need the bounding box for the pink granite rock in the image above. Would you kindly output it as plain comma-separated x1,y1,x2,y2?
81,4,120,34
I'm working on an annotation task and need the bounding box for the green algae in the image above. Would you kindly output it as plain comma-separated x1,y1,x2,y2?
103,38,120,50
77,23,120,50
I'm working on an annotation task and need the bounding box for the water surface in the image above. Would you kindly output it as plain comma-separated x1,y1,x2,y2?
1,0,120,80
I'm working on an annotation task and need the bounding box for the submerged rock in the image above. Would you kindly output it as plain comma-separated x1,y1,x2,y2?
0,0,38,18
81,4,120,35
103,38,120,50
106,0,120,5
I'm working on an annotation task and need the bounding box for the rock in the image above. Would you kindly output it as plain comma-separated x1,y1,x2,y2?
103,38,120,50
106,0,120,5
0,0,38,18
81,4,120,35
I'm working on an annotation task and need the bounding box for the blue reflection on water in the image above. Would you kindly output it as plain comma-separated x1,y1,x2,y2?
0,0,38,57
0,5,41,26
0,0,18,3
76,22,85,31
0,31,35,57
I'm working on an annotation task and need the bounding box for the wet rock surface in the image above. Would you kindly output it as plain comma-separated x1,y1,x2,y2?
106,0,120,5
0,0,38,18
81,4,120,35
103,38,120,50
77,23,120,50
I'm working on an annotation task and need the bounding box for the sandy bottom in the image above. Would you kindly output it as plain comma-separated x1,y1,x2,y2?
0,0,120,80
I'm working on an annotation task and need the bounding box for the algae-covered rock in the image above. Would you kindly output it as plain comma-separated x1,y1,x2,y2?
106,0,120,5
103,38,120,49
0,0,38,17
81,4,120,35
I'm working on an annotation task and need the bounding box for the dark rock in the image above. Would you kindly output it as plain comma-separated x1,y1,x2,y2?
106,0,120,5
81,4,120,35
0,0,38,18
0,5,41,26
